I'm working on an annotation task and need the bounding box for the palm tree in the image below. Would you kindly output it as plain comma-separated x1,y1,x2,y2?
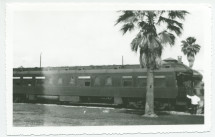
181,37,201,68
116,10,188,117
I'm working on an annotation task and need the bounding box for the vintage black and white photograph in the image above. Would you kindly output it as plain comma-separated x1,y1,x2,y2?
6,2,212,135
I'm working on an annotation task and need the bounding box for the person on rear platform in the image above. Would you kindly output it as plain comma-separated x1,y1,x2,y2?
186,90,200,115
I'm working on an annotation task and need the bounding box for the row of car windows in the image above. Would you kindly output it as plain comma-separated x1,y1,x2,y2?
13,75,166,87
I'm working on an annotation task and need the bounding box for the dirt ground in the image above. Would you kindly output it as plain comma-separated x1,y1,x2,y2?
13,103,204,126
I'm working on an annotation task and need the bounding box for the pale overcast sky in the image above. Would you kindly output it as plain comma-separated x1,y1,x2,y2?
12,8,206,71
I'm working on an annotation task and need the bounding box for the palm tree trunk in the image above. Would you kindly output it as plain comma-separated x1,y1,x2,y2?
139,49,144,68
187,55,195,68
144,68,157,117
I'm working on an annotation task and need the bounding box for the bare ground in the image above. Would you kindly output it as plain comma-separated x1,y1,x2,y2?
13,103,204,126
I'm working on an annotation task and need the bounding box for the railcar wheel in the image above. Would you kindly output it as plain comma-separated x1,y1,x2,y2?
13,96,20,103
166,103,175,111
175,105,187,111
13,94,28,103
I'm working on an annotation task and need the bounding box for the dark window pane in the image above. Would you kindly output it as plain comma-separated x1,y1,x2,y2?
123,80,132,87
155,78,166,87
36,80,45,86
22,80,33,86
35,77,45,86
137,78,147,87
13,80,21,86
77,76,91,87
85,81,91,86
78,79,91,87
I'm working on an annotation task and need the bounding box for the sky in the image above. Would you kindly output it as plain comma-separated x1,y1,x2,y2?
12,8,206,71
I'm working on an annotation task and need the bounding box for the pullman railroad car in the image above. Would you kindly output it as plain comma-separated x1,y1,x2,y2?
13,58,203,109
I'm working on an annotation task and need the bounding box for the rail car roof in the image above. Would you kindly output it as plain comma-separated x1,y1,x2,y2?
13,58,195,74
192,69,203,80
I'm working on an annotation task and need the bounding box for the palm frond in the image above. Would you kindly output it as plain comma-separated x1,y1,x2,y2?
193,44,201,52
115,10,188,70
181,37,201,57
181,40,188,46
158,31,175,46
131,31,148,52
140,42,162,69
167,24,181,36
147,11,156,24
188,44,201,55
181,47,188,55
181,40,189,54
131,40,139,52
120,23,135,35
157,16,183,29
115,11,135,25
168,11,189,20
138,21,147,28
145,35,163,69
186,37,196,44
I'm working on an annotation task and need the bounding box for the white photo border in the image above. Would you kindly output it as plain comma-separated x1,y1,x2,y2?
6,3,212,135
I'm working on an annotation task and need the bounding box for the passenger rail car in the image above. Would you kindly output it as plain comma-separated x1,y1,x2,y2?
13,58,203,109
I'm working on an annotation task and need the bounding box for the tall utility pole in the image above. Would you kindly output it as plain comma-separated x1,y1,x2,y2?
40,52,42,68
122,56,124,66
